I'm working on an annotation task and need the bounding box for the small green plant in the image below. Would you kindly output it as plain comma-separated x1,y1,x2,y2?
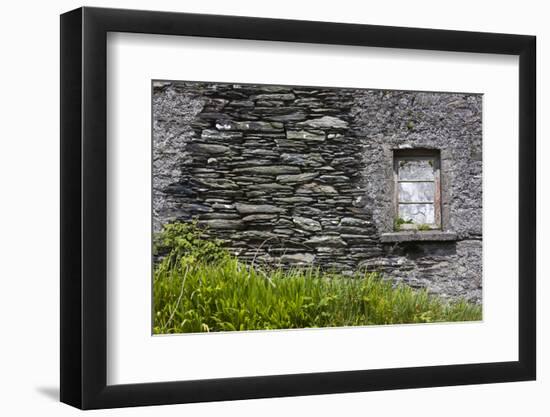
153,220,230,267
394,217,413,231
417,223,431,231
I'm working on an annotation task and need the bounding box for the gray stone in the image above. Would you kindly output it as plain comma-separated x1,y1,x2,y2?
215,121,283,132
273,197,314,204
248,183,293,191
332,157,357,166
339,217,371,227
182,203,212,213
152,81,172,88
293,217,322,232
233,165,301,175
293,207,323,216
245,85,291,93
201,129,243,140
251,93,295,101
276,172,319,183
242,214,278,222
198,213,241,220
275,139,308,148
187,143,230,154
232,176,272,183
305,236,347,247
380,231,458,243
297,116,349,129
199,219,243,229
286,130,326,141
229,100,254,107
235,203,285,214
237,230,279,240
273,228,294,236
242,148,278,157
264,112,307,122
280,153,326,166
296,183,338,194
194,178,238,189
246,191,267,198
280,253,315,264
211,203,235,210
256,100,284,107
329,226,370,235
319,175,349,183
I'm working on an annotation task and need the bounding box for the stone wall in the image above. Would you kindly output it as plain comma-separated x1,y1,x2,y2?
152,81,482,303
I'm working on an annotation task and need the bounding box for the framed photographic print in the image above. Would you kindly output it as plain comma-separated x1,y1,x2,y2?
60,6,536,409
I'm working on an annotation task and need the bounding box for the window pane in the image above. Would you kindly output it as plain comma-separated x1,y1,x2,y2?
398,159,434,181
398,182,435,203
398,203,435,224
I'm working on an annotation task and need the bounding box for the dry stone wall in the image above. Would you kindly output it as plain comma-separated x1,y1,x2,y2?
153,81,482,303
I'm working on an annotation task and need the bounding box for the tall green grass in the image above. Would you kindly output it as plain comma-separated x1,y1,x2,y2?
153,222,481,334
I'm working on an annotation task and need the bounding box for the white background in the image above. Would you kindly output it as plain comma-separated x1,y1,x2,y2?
107,33,518,384
0,0,546,416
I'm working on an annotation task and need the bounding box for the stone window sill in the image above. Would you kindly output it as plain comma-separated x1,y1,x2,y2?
380,230,457,243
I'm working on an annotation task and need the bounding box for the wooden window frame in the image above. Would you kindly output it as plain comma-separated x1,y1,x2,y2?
393,149,441,230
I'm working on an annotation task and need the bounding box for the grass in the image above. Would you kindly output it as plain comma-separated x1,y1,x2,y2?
394,217,413,231
153,222,482,334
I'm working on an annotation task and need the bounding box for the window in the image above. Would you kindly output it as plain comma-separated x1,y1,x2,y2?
393,150,441,230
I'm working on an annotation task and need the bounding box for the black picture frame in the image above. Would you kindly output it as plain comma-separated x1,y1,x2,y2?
60,6,536,410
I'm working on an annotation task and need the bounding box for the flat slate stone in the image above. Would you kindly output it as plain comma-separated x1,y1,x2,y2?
235,203,285,214
305,235,347,247
293,207,323,216
332,157,357,166
187,143,230,154
280,253,315,264
198,219,243,229
251,93,295,101
201,129,243,140
228,100,254,107
242,148,279,157
242,214,279,222
198,213,240,220
286,130,326,141
216,121,283,132
194,178,239,189
243,85,291,93
339,217,371,227
319,175,349,183
235,230,279,240
274,197,314,204
234,165,301,175
297,116,349,129
296,183,338,194
211,203,235,210
380,231,458,243
276,172,319,183
248,183,293,191
280,153,326,166
293,216,322,232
